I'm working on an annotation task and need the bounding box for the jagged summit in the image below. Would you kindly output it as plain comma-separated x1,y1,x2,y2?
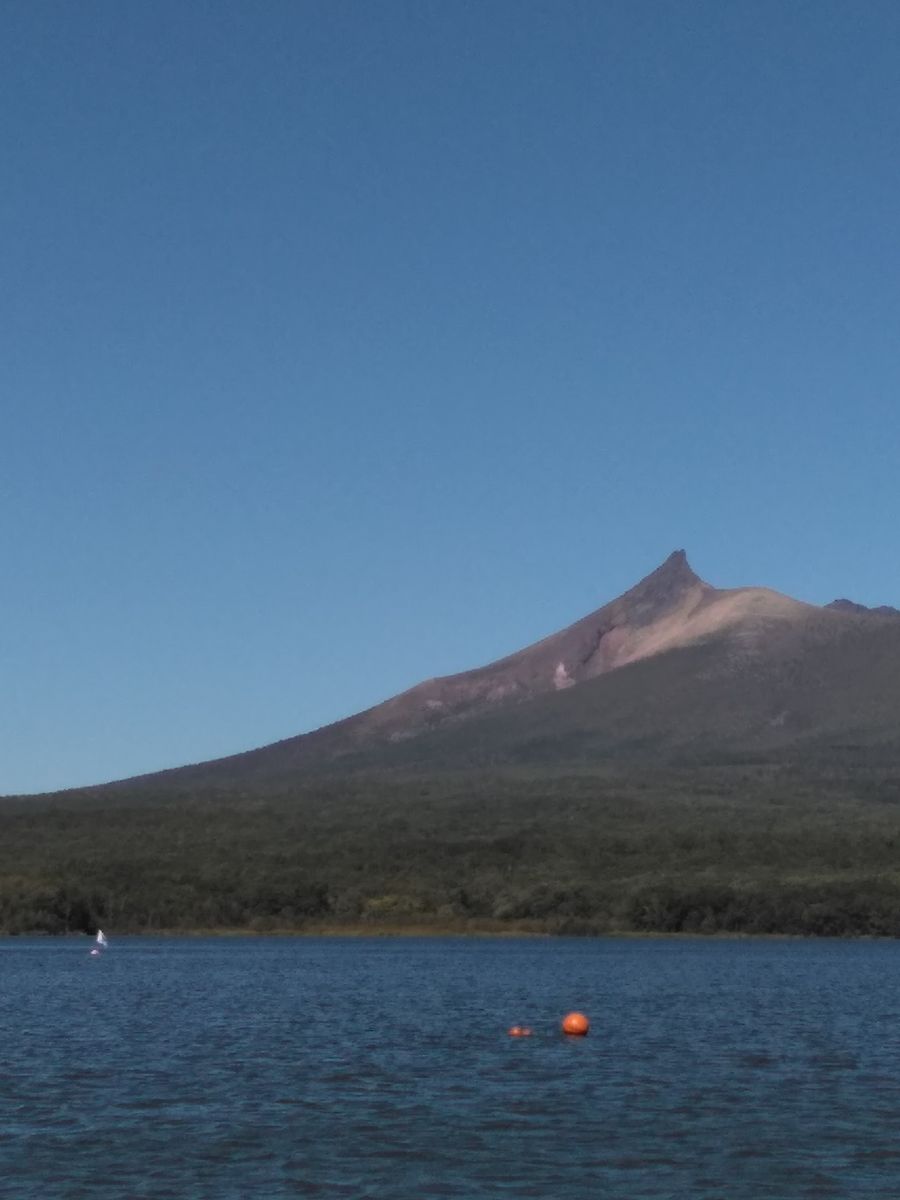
633,549,697,590
613,549,706,622
644,548,697,583
629,548,698,588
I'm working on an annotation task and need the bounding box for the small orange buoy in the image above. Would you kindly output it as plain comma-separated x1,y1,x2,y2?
561,1011,590,1036
508,1025,533,1037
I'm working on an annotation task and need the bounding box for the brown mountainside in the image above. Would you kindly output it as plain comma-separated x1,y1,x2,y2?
111,550,900,790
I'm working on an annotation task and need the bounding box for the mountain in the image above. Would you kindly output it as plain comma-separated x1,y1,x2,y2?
116,549,900,789
9,549,900,939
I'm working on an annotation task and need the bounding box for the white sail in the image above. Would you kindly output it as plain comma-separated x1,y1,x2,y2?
96,930,108,948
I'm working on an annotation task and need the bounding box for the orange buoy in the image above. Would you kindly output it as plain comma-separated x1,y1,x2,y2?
508,1025,533,1037
561,1011,590,1036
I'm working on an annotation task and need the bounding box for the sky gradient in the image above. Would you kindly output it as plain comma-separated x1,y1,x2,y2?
3,0,900,793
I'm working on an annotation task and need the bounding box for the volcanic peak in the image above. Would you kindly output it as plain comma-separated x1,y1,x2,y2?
614,549,706,621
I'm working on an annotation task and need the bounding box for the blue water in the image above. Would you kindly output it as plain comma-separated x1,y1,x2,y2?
3,936,900,1197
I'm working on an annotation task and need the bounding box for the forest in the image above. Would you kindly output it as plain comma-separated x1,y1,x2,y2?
3,758,900,937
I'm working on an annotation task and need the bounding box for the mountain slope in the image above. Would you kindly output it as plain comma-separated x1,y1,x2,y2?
109,550,900,790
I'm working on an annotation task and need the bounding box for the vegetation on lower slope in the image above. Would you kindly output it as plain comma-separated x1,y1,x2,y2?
4,761,900,936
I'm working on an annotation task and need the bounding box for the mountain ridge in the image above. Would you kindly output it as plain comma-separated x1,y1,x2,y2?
92,549,900,791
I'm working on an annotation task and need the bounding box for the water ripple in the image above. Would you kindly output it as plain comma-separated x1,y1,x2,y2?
4,936,900,1197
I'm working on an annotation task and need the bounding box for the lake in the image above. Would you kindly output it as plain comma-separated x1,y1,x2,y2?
3,935,900,1197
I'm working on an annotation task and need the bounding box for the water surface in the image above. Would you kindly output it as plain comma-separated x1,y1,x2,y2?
3,936,900,1197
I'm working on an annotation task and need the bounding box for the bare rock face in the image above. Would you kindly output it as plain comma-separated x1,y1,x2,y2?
354,549,715,742
352,547,844,747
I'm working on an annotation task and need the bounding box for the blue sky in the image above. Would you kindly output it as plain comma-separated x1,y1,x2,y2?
3,0,899,793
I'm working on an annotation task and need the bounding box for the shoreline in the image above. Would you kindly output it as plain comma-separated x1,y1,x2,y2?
2,924,825,941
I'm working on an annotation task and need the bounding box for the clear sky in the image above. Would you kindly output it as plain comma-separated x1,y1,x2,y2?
3,0,899,794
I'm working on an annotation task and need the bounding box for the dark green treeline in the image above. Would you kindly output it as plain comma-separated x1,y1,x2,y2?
3,762,900,937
